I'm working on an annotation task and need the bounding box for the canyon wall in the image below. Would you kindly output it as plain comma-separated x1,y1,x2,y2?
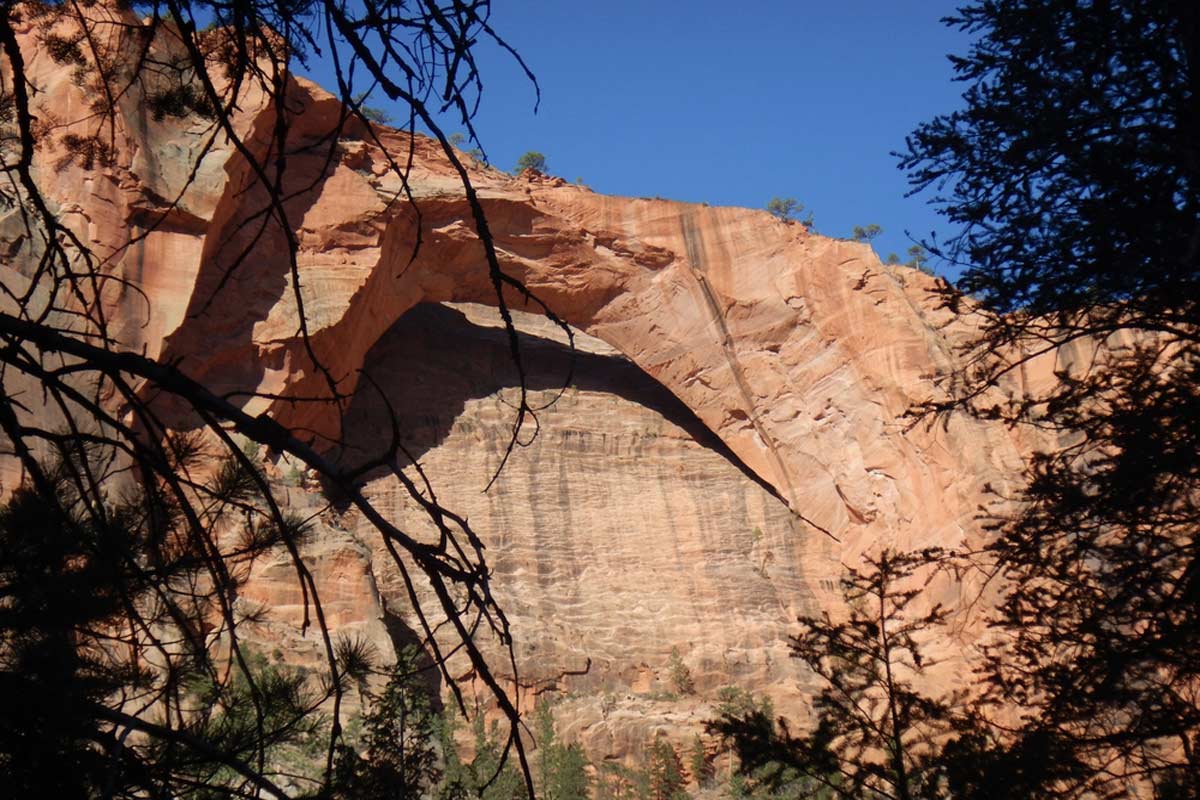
1,8,1055,766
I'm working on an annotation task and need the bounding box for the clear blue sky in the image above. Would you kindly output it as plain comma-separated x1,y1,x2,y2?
302,1,973,273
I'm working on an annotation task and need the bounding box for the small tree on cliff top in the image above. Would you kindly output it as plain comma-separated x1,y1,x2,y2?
905,244,933,275
515,150,548,174
852,223,883,242
767,197,815,227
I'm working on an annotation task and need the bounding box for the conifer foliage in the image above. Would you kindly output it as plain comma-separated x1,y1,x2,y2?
332,646,442,800
646,737,688,800
534,702,590,800
713,550,960,800
0,445,326,797
900,1,1200,796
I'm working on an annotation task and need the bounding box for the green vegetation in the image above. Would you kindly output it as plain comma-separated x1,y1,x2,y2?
590,738,689,800
446,133,485,166
716,3,1200,797
239,434,260,460
766,196,799,220
765,197,814,227
595,762,650,800
438,710,529,800
7,1,1198,797
904,244,932,274
332,646,441,799
0,2,547,796
284,464,304,486
351,91,392,125
899,1,1200,793
688,735,712,790
514,151,548,173
646,737,688,800
361,106,391,124
713,685,771,720
666,646,695,696
0,446,332,798
713,552,958,799
710,689,834,799
535,702,590,800
189,651,330,789
851,223,882,242
332,662,571,800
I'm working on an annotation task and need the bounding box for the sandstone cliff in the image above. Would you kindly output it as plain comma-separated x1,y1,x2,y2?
1,7,1053,770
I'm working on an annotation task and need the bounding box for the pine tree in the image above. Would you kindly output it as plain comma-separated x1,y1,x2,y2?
514,151,548,174
646,737,688,800
435,706,475,800
687,735,712,790
766,197,814,227
667,647,695,696
0,446,330,798
548,744,591,800
331,646,441,799
596,763,649,800
535,701,591,800
711,550,962,800
469,714,531,800
851,224,882,242
901,1,1200,794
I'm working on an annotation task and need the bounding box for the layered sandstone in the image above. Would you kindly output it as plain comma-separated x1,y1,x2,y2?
2,8,1053,770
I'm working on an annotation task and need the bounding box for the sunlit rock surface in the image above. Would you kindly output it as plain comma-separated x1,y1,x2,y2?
1,9,1058,765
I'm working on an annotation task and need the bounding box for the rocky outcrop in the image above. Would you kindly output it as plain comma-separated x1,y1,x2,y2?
2,8,1052,767
152,102,1033,555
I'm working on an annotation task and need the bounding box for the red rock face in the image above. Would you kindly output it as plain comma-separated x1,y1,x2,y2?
2,9,1061,764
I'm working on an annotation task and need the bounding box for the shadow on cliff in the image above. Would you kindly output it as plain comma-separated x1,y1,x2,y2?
156,144,343,406
330,302,783,502
381,608,446,713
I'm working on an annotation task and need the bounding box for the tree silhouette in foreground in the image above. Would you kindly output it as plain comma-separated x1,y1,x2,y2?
712,549,969,800
331,646,442,800
0,445,340,797
899,1,1200,796
0,1,552,796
